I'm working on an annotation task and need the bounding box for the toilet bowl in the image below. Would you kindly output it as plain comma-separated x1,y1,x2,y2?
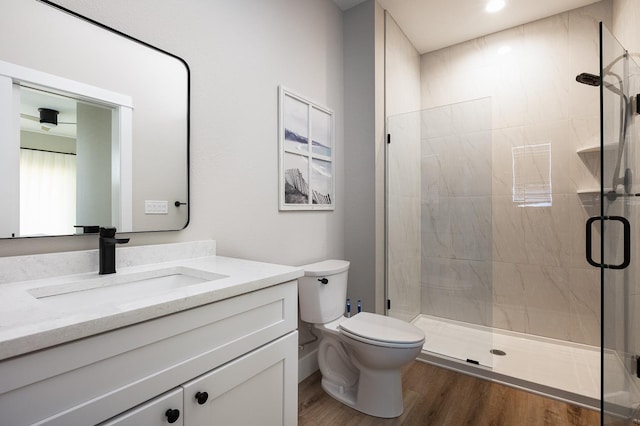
299,260,425,418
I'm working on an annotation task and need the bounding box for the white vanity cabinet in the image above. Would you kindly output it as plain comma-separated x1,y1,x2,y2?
181,332,297,426
100,333,297,426
0,280,298,426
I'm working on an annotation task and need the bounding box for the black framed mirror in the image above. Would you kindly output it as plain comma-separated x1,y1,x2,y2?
0,0,189,238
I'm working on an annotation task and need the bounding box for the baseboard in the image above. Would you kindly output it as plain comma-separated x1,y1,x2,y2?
298,348,319,383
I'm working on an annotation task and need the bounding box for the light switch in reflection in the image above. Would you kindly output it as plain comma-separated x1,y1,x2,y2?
145,200,169,215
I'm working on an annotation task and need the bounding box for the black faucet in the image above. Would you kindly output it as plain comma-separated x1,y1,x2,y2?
99,227,130,275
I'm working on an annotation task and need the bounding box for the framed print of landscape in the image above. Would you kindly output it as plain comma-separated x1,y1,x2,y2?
279,86,334,211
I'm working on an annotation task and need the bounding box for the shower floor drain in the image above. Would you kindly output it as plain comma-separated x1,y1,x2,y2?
490,349,507,356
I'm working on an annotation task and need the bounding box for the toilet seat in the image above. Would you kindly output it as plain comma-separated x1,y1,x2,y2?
339,312,425,349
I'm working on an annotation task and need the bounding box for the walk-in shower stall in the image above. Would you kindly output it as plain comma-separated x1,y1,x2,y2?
386,21,640,424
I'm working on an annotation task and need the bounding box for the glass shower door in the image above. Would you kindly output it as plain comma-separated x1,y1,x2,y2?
598,22,640,425
386,98,493,368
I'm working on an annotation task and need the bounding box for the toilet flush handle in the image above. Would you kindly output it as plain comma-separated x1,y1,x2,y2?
318,278,329,285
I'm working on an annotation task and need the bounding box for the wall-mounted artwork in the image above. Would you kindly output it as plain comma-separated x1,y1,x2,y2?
279,86,334,210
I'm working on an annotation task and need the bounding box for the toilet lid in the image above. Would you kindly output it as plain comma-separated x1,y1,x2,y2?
301,259,350,277
339,312,425,346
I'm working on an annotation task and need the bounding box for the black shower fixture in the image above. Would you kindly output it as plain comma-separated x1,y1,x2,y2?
575,72,600,86
38,108,59,127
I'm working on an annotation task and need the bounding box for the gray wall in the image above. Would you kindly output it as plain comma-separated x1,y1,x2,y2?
344,0,378,314
76,103,111,228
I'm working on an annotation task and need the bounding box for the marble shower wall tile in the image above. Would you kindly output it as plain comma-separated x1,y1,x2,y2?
570,116,601,194
450,196,492,261
388,111,421,198
568,1,610,119
387,99,422,322
485,26,526,130
492,261,526,332
492,196,527,264
522,195,572,267
492,127,524,196
522,12,570,125
520,119,572,195
421,105,454,139
602,267,626,349
420,48,452,110
421,135,453,196
388,250,422,322
521,264,573,340
446,131,493,197
568,267,601,346
568,193,600,269
385,13,422,117
388,190,421,321
388,194,421,261
421,257,493,326
421,196,453,259
612,0,640,55
451,98,492,135
629,293,640,359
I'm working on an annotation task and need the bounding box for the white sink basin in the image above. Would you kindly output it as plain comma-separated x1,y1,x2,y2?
28,266,228,309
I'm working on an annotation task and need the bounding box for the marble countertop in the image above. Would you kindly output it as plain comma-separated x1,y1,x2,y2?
0,254,303,361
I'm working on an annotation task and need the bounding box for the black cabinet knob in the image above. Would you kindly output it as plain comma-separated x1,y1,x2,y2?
195,391,209,405
165,408,180,423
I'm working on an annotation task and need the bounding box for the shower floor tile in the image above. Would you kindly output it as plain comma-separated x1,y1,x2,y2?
411,314,600,402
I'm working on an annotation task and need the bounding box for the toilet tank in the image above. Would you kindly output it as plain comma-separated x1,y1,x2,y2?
298,259,350,324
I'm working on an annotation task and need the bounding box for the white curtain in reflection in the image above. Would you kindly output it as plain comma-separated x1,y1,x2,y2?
20,149,76,236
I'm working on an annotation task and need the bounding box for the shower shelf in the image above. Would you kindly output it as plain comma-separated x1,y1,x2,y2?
576,144,617,154
577,188,612,195
577,189,600,194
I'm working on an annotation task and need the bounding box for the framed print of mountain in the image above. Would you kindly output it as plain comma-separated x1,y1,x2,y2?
278,86,334,211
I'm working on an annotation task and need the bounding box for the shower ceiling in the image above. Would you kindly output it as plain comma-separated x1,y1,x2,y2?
333,0,601,53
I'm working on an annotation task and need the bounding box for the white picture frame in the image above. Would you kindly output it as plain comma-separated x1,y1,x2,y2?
278,86,334,211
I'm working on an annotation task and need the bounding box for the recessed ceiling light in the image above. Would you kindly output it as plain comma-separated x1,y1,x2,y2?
485,0,506,13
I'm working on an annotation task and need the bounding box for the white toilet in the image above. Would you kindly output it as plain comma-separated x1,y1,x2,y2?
299,259,425,418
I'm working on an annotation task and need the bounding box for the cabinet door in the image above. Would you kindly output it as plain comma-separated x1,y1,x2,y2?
99,388,184,426
182,331,298,426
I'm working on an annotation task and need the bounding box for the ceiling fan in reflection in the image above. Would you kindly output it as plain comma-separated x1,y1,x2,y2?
20,108,76,131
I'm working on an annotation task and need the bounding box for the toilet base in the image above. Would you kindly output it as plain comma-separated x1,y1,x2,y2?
320,367,404,418
321,377,357,408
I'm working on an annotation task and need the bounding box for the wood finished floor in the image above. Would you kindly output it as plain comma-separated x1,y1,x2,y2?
298,360,600,426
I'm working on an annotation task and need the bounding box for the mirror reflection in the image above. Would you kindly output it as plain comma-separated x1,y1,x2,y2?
0,0,190,238
19,87,115,237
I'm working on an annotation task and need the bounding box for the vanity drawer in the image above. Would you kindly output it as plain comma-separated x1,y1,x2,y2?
98,387,184,426
0,280,297,426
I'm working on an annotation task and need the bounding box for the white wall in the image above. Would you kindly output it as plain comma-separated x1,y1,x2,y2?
0,77,20,238
0,0,345,269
